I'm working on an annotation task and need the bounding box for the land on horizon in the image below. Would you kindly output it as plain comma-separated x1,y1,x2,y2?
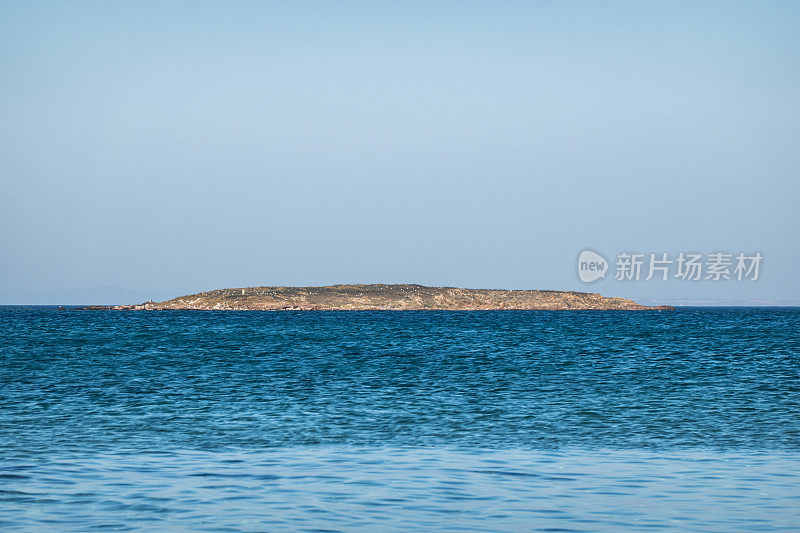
81,284,674,311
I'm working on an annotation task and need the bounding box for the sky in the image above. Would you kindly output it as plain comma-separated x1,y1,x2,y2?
1,1,799,305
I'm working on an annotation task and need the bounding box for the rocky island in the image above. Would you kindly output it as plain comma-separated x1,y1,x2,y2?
87,284,673,311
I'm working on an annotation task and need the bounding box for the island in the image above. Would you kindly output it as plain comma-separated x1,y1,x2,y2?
83,284,673,311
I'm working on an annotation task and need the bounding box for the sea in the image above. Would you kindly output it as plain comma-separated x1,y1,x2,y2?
1,306,798,531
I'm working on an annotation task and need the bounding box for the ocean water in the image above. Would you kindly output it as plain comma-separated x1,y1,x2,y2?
0,306,798,531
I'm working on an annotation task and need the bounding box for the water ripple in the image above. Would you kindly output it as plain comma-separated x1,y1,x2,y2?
0,306,798,530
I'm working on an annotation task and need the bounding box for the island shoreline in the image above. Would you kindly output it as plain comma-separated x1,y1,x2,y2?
71,284,674,311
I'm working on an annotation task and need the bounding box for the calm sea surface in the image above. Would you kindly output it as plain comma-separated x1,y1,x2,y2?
1,306,798,531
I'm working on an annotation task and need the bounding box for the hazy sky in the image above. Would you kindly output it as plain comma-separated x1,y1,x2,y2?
1,1,799,304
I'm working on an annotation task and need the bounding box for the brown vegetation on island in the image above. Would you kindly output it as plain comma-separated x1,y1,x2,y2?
88,284,673,311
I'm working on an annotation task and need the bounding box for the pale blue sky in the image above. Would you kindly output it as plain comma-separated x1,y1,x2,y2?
1,1,798,304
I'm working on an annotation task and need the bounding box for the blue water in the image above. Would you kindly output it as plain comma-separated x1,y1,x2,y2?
1,307,799,530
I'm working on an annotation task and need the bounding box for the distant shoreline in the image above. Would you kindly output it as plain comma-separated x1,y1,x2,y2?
72,284,674,311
